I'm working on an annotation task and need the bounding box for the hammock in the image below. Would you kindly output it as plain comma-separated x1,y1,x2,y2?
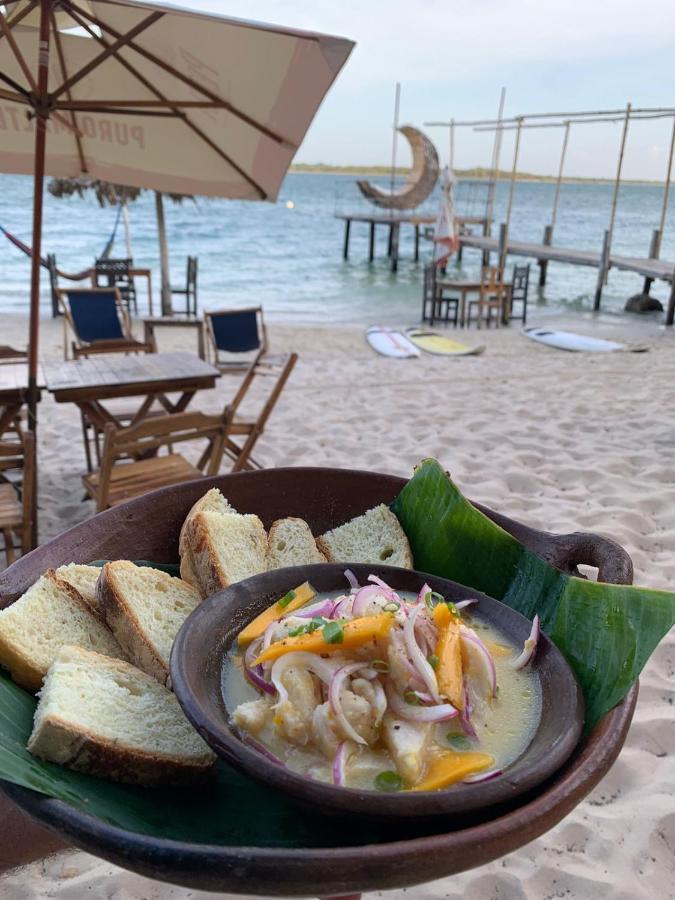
1,205,123,280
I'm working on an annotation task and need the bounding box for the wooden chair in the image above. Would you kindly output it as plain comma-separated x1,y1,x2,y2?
94,258,138,315
82,410,230,512
0,347,27,364
222,352,298,472
0,429,35,566
508,264,531,324
58,287,153,361
466,267,506,328
422,264,459,326
205,307,268,372
171,256,198,317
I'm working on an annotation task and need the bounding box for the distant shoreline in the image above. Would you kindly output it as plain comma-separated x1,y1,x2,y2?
289,164,663,187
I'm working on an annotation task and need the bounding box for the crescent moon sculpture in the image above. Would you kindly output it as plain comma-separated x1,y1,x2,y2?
357,126,440,210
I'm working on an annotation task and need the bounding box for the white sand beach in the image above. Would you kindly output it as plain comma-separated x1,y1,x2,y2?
1,312,674,899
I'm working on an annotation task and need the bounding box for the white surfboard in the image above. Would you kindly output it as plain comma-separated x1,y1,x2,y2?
366,326,421,358
522,327,641,353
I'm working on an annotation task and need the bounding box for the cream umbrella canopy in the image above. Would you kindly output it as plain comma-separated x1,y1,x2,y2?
0,0,354,428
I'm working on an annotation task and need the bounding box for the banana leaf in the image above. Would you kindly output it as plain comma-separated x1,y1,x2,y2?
392,459,675,730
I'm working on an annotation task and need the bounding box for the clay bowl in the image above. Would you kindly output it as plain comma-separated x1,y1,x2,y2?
0,467,637,897
171,562,584,820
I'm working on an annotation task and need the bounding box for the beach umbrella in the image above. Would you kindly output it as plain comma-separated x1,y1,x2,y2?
433,166,459,266
47,177,193,312
0,0,354,432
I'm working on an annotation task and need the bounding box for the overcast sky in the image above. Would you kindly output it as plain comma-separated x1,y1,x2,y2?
186,0,673,180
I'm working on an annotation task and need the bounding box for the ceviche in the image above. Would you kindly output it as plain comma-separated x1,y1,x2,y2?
222,573,542,792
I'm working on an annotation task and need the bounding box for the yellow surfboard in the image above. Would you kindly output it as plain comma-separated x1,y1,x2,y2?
405,328,486,357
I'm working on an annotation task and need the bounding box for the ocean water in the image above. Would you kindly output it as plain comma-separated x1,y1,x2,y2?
1,172,673,325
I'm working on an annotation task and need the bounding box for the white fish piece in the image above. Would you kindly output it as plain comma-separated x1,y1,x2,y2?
311,701,340,758
232,698,272,735
382,712,431,785
338,689,377,744
275,664,320,746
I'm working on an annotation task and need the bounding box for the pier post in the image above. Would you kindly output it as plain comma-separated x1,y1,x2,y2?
538,224,553,287
594,230,610,311
343,219,351,260
642,228,661,295
666,272,675,327
414,224,420,262
387,223,393,257
390,222,401,273
498,222,508,274
368,222,375,262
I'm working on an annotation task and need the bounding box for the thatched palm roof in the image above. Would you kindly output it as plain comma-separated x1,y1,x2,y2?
47,179,192,206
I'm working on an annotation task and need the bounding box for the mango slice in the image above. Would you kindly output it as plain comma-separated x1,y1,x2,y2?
412,751,494,791
254,612,395,664
237,582,316,648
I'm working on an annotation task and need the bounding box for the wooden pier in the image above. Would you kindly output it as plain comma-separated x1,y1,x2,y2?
337,213,489,273
459,229,675,324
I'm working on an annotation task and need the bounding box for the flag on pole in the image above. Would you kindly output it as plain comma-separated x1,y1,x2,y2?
433,166,459,265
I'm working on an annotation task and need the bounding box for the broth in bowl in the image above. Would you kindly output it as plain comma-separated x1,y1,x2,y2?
222,573,541,793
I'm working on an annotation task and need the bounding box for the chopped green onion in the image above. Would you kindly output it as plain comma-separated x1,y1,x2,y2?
374,770,403,792
306,617,327,634
288,624,308,637
322,621,344,644
277,589,297,609
404,690,421,705
383,601,400,612
427,654,440,670
424,590,446,610
371,659,390,673
447,734,471,751
446,601,458,615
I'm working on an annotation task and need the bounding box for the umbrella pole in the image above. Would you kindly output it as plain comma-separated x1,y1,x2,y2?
154,191,173,316
26,0,51,545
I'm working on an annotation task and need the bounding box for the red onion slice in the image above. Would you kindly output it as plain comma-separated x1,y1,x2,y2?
404,606,441,702
262,621,278,651
463,768,503,784
460,626,497,699
455,599,478,611
344,569,360,592
513,614,540,670
332,595,353,619
351,584,386,617
416,582,432,605
332,740,353,786
243,639,276,695
329,662,368,745
459,680,477,739
366,574,399,602
289,598,336,619
386,686,458,723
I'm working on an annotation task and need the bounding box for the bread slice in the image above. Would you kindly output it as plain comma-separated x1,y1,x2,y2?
0,572,125,692
316,505,413,569
267,517,326,569
97,561,201,686
179,489,236,591
54,563,101,610
185,510,268,597
27,645,215,785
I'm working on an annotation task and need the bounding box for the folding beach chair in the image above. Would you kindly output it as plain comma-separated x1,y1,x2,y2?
171,256,198,317
0,429,35,565
508,264,531,324
222,352,297,472
57,287,153,361
205,307,268,372
82,409,229,512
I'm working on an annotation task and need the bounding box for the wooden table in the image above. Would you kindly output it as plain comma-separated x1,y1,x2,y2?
0,364,43,440
43,352,220,435
436,278,513,327
143,316,206,360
